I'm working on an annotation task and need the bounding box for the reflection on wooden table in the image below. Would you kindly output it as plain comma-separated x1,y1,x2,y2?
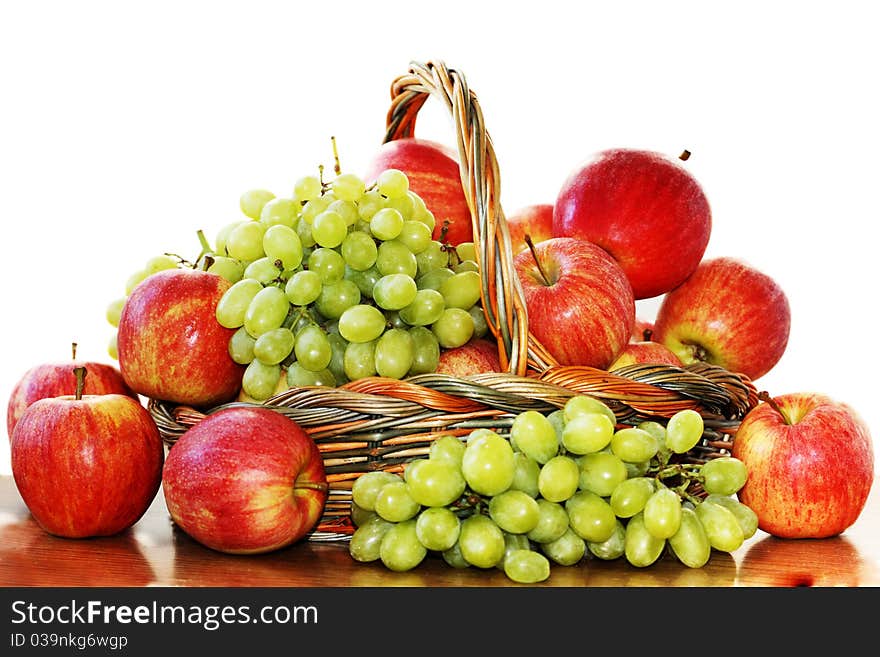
1,476,877,587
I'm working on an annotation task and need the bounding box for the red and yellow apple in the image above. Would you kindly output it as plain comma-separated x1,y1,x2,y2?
732,392,874,539
652,256,791,380
631,317,655,343
608,340,683,371
505,203,553,254
116,268,244,407
11,368,164,538
513,236,635,369
436,337,502,376
162,406,329,554
7,343,137,439
553,148,711,300
364,137,472,246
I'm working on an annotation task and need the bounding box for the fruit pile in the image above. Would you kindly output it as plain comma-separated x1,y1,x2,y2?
5,61,874,583
349,398,758,582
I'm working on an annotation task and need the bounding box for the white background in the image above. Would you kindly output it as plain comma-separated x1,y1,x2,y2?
1,1,877,476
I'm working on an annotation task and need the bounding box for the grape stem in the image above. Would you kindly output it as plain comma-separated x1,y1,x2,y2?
331,136,341,175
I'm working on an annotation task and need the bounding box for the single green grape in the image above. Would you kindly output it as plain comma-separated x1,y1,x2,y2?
226,220,267,262
311,210,348,248
379,519,427,572
293,175,322,203
563,395,617,427
431,307,474,349
461,430,515,496
373,273,418,311
244,256,284,285
262,223,303,270
526,499,570,544
206,256,245,283
509,452,541,498
539,527,587,566
428,434,467,467
294,324,332,371
610,427,660,463
286,362,336,387
240,188,275,220
241,359,281,401
370,207,405,241
488,489,540,534
243,285,289,337
665,409,705,454
337,304,386,343
668,506,712,568
407,326,440,375
404,458,466,508
285,269,322,306
343,339,377,381
624,511,666,568
228,326,256,364
538,455,580,503
375,168,409,198
396,220,432,254
399,288,446,326
374,328,414,379
340,231,378,271
331,172,365,202
642,486,684,539
565,490,617,543
374,480,421,523
509,410,558,464
458,514,506,569
561,412,615,454
577,451,628,497
439,270,482,309
308,247,346,283
253,327,295,365
415,506,461,552
106,297,126,328
503,549,550,584
376,239,418,277
609,476,656,518
314,279,361,319
259,197,299,228
701,456,749,496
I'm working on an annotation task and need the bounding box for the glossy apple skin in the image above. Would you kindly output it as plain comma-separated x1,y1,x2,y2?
7,360,136,439
505,204,553,254
117,268,244,407
514,236,635,369
162,406,328,555
553,148,711,300
11,393,164,538
652,257,790,380
608,340,682,370
364,138,472,246
436,337,502,376
732,392,874,539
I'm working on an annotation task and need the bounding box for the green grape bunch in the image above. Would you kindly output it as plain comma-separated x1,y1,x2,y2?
105,163,489,401
347,399,757,583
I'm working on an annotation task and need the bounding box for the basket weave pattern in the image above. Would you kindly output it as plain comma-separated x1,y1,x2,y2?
149,60,759,539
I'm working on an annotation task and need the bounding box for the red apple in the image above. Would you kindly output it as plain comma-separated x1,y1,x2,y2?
553,148,711,300
7,342,137,439
10,367,164,538
162,406,329,554
732,392,874,539
436,337,502,376
364,137,472,246
608,340,683,371
116,268,244,407
513,236,635,369
505,203,553,254
652,256,791,380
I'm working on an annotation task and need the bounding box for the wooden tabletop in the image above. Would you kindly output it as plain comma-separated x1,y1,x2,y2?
1,474,878,587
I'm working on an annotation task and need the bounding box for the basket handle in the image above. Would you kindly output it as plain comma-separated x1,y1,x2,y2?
382,60,558,376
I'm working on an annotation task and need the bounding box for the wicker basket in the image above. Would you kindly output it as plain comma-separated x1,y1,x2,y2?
148,60,759,540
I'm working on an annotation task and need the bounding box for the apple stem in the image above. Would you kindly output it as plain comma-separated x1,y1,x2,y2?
524,234,552,286
679,149,691,161
74,366,86,401
71,342,78,360
642,328,653,341
297,481,330,493
195,229,213,269
758,390,791,425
